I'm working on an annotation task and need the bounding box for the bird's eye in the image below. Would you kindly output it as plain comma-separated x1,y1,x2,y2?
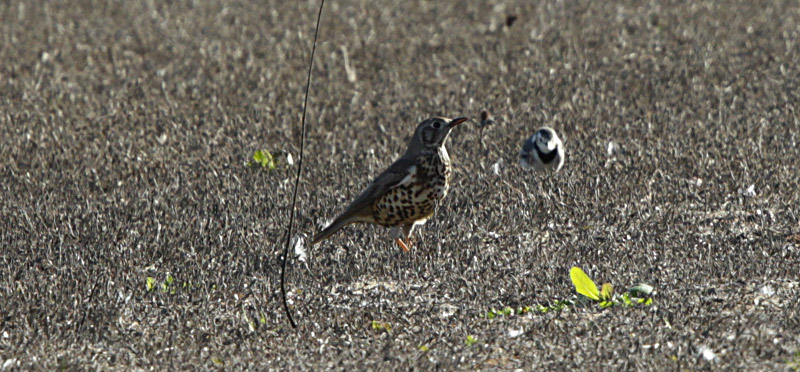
433,122,441,129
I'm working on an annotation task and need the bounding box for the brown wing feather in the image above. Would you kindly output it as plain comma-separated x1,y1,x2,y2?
311,157,415,244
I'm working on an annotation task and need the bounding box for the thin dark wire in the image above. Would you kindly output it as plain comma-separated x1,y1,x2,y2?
280,0,325,329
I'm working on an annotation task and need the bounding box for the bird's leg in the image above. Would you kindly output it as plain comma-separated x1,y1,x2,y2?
395,238,410,252
390,226,411,252
402,223,415,252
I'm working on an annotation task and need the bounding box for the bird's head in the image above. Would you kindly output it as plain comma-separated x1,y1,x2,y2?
534,127,561,153
410,116,468,150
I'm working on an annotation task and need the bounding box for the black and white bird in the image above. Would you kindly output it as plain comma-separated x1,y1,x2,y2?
519,127,565,172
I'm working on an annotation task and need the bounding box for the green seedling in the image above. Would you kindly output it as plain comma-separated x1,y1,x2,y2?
418,345,429,352
465,335,478,346
600,283,614,300
147,275,193,295
569,266,653,308
600,283,615,308
249,150,277,170
481,267,652,321
161,275,175,294
570,267,600,301
371,320,392,333
249,150,294,170
483,306,515,319
485,301,571,319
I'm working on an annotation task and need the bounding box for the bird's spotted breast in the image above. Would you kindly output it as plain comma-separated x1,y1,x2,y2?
372,149,451,227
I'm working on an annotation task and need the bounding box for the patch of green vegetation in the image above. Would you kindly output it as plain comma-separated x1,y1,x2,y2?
146,275,175,294
570,267,653,308
482,306,514,319
481,267,653,320
248,149,294,170
465,335,478,346
161,274,175,294
787,351,800,371
482,300,577,320
371,320,392,333
571,266,601,301
249,150,277,170
535,299,574,313
145,275,209,295
211,357,224,367
418,345,429,352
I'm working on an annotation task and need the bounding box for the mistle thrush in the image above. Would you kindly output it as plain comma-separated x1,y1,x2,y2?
312,116,468,251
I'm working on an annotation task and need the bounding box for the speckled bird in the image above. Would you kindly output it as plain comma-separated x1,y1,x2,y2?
312,116,468,251
519,127,565,172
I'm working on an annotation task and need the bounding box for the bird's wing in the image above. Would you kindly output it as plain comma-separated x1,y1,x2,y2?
520,134,538,154
334,157,416,220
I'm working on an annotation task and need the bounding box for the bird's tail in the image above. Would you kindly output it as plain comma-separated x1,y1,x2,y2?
311,216,353,245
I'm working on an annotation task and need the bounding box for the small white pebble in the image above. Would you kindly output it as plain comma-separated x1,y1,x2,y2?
740,184,756,197
293,235,307,263
3,358,19,371
491,161,501,176
698,346,718,362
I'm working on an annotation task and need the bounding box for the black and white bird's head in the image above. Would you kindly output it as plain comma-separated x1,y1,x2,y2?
519,127,565,172
409,117,469,151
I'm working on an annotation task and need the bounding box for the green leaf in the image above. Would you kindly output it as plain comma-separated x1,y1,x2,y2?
252,150,277,170
628,283,654,297
260,313,267,324
622,292,633,306
600,283,614,301
166,275,174,285
253,150,266,164
371,320,391,333
465,335,478,346
146,277,155,291
419,345,429,352
570,267,600,301
211,357,224,366
600,300,615,308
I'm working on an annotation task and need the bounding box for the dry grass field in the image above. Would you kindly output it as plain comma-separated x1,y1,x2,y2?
1,0,799,370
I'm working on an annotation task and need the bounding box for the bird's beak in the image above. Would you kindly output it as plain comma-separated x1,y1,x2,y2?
448,117,469,128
